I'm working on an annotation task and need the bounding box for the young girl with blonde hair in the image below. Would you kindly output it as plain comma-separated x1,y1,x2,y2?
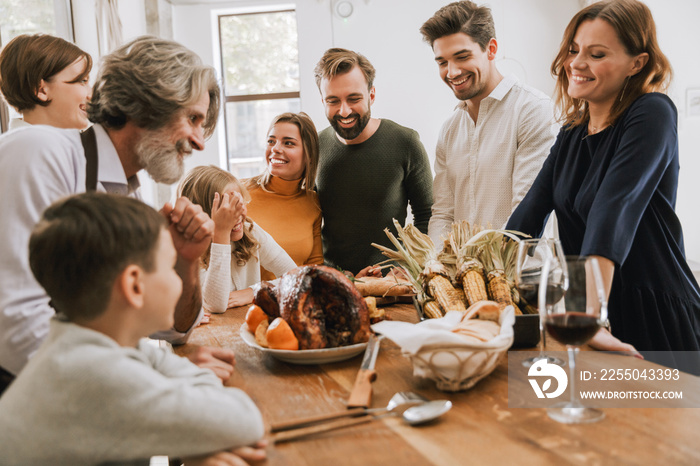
179,165,296,312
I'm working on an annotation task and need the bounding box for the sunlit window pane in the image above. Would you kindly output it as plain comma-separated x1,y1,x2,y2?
225,98,301,178
220,11,299,96
0,0,61,41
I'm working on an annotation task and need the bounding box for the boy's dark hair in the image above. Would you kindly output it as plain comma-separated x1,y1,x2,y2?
419,1,496,50
29,193,167,321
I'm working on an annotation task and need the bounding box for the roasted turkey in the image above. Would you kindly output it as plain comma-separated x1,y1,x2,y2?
252,281,280,320
253,265,371,350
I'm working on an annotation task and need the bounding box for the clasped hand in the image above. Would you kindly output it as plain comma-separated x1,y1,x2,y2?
160,196,215,262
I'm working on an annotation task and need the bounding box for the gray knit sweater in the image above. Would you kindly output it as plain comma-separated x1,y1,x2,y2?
316,119,433,274
0,316,264,465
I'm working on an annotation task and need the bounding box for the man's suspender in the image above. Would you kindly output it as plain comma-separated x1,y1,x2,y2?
79,126,98,192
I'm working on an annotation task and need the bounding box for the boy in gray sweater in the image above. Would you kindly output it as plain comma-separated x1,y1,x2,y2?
0,193,265,465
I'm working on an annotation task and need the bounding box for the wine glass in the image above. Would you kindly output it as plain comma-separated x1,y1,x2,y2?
544,256,607,424
515,238,567,367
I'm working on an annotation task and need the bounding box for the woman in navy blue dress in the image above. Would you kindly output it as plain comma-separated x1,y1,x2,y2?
507,0,700,371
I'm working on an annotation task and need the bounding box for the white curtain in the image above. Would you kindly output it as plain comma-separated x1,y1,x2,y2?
96,0,123,55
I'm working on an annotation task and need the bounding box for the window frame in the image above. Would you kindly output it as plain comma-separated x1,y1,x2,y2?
216,7,301,172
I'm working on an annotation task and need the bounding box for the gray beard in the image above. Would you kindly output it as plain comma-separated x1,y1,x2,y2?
135,129,191,184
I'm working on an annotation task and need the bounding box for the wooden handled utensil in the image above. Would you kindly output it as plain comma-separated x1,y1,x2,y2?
270,407,367,432
346,334,381,408
272,416,376,443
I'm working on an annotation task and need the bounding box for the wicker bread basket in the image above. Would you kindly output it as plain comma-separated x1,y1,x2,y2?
372,306,515,392
407,337,511,391
373,307,514,392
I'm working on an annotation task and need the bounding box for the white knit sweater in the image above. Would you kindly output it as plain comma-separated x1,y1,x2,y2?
201,221,296,313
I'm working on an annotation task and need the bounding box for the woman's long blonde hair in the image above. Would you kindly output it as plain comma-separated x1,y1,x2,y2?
551,0,671,128
247,112,319,192
178,165,259,267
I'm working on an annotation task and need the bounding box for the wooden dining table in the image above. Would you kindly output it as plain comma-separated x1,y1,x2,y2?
174,304,700,465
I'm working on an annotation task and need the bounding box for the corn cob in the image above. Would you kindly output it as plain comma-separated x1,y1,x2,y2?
510,288,524,315
487,269,515,310
423,300,444,319
427,274,466,312
458,258,488,306
448,222,489,307
454,287,467,307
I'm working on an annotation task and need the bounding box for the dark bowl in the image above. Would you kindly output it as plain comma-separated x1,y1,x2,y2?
511,313,540,348
412,298,540,348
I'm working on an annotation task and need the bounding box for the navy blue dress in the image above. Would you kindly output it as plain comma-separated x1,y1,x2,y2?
507,93,700,367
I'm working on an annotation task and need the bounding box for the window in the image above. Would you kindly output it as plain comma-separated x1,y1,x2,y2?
218,8,300,177
0,0,72,41
0,0,73,133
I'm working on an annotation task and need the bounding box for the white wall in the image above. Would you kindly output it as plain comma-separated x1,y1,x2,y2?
645,0,700,262
170,0,578,172
84,0,700,262
322,0,580,180
72,0,148,55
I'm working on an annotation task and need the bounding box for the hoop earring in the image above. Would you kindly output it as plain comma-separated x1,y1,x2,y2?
619,76,630,102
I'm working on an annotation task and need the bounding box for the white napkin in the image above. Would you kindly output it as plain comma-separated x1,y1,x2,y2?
372,306,515,355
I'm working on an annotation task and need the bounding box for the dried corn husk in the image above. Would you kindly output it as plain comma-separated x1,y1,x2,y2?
372,220,465,317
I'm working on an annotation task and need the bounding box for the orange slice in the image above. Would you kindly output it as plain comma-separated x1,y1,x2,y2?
245,304,267,333
266,317,299,351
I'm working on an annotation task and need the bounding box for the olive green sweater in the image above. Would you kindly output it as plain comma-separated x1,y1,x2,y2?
316,119,433,274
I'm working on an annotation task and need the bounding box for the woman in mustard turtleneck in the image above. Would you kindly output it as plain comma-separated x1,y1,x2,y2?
245,112,323,280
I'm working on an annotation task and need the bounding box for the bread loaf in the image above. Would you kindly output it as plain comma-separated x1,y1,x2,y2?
353,276,413,297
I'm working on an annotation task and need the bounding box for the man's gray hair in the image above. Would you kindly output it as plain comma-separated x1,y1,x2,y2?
88,36,220,138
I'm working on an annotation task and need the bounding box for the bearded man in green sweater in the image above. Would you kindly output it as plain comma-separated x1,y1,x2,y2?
314,48,434,275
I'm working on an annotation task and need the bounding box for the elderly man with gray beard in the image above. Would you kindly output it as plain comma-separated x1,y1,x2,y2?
0,36,242,397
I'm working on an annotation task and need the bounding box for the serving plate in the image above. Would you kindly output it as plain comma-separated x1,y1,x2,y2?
239,324,368,365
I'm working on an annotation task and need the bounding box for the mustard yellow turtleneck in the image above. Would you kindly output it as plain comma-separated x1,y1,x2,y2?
245,175,323,280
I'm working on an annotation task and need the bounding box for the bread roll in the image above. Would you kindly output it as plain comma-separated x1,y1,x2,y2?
364,296,386,324
353,276,413,297
464,300,501,322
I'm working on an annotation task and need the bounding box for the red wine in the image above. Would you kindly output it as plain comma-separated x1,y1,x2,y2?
546,313,600,346
517,283,565,308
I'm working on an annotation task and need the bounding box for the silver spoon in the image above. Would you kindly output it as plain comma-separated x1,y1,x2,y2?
401,400,452,425
367,390,429,416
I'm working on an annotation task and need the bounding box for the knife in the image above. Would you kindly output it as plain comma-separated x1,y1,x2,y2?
347,334,381,408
